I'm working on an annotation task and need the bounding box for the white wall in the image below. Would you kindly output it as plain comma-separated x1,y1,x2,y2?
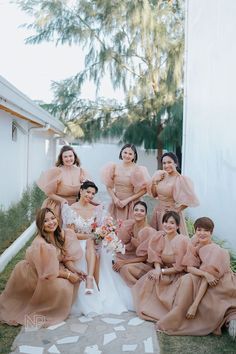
183,0,236,249
0,110,58,209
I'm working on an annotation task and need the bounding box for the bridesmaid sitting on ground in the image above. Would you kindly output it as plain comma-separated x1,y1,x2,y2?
112,201,157,286
37,145,88,222
101,144,150,221
0,208,86,327
156,217,236,338
150,152,199,235
132,211,190,322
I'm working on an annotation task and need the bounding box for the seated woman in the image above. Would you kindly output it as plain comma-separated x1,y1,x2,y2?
112,201,157,286
132,211,190,322
156,217,236,338
0,208,85,327
62,180,134,316
62,180,103,294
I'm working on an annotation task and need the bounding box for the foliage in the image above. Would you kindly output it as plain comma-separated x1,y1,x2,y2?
0,184,44,255
17,0,185,150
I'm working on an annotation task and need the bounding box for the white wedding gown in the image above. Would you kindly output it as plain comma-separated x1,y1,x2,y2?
62,204,134,316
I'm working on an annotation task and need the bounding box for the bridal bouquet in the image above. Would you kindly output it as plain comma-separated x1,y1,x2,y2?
93,216,125,255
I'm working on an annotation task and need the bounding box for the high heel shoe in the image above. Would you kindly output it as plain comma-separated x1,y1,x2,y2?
85,276,94,295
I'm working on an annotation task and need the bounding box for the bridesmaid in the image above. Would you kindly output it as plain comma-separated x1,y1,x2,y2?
132,211,190,322
37,145,88,221
156,217,236,337
101,144,150,221
0,208,85,327
113,201,157,286
150,152,199,235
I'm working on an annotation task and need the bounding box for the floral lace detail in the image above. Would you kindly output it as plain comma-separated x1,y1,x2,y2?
61,203,106,233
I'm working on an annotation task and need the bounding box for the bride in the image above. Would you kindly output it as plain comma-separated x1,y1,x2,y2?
61,180,133,316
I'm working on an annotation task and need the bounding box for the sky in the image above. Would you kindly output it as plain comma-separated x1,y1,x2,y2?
0,0,124,103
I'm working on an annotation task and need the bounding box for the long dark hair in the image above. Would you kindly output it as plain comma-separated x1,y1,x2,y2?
36,208,64,251
161,152,180,173
162,211,180,234
119,144,138,163
77,180,98,200
56,145,81,167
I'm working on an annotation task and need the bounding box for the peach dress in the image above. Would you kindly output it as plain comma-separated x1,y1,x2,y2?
150,172,199,235
37,165,87,220
157,242,236,335
116,220,157,286
132,232,189,322
101,163,150,221
0,229,82,327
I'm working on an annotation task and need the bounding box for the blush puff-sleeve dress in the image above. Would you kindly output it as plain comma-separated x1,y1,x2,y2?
101,163,150,221
150,172,199,236
116,219,157,286
157,241,236,335
0,230,82,327
132,232,190,322
37,165,87,221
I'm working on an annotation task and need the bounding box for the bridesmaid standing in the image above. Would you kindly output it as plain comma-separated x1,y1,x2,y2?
101,144,150,221
37,145,88,221
150,152,199,235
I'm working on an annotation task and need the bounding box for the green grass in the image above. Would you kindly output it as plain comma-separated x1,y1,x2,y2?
158,330,235,354
0,239,33,354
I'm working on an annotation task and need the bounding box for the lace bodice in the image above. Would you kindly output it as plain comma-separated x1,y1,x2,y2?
62,203,106,233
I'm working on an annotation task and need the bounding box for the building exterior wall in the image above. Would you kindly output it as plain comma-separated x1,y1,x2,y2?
0,110,58,209
183,0,236,248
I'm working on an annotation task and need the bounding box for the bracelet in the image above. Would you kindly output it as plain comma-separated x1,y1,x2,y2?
67,271,71,280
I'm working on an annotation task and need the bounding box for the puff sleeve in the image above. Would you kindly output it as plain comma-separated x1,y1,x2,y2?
117,219,135,250
147,231,165,264
100,163,116,189
182,242,201,268
199,244,231,278
28,240,59,280
136,227,159,257
172,235,191,271
173,175,199,207
37,167,62,195
130,165,151,193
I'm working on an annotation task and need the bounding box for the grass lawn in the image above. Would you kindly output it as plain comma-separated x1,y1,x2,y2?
158,330,235,354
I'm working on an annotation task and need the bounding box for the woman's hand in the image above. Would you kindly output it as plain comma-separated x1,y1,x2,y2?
153,170,167,183
67,272,80,284
113,196,122,208
112,260,126,272
119,198,130,208
77,270,87,281
148,269,161,282
205,273,219,286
